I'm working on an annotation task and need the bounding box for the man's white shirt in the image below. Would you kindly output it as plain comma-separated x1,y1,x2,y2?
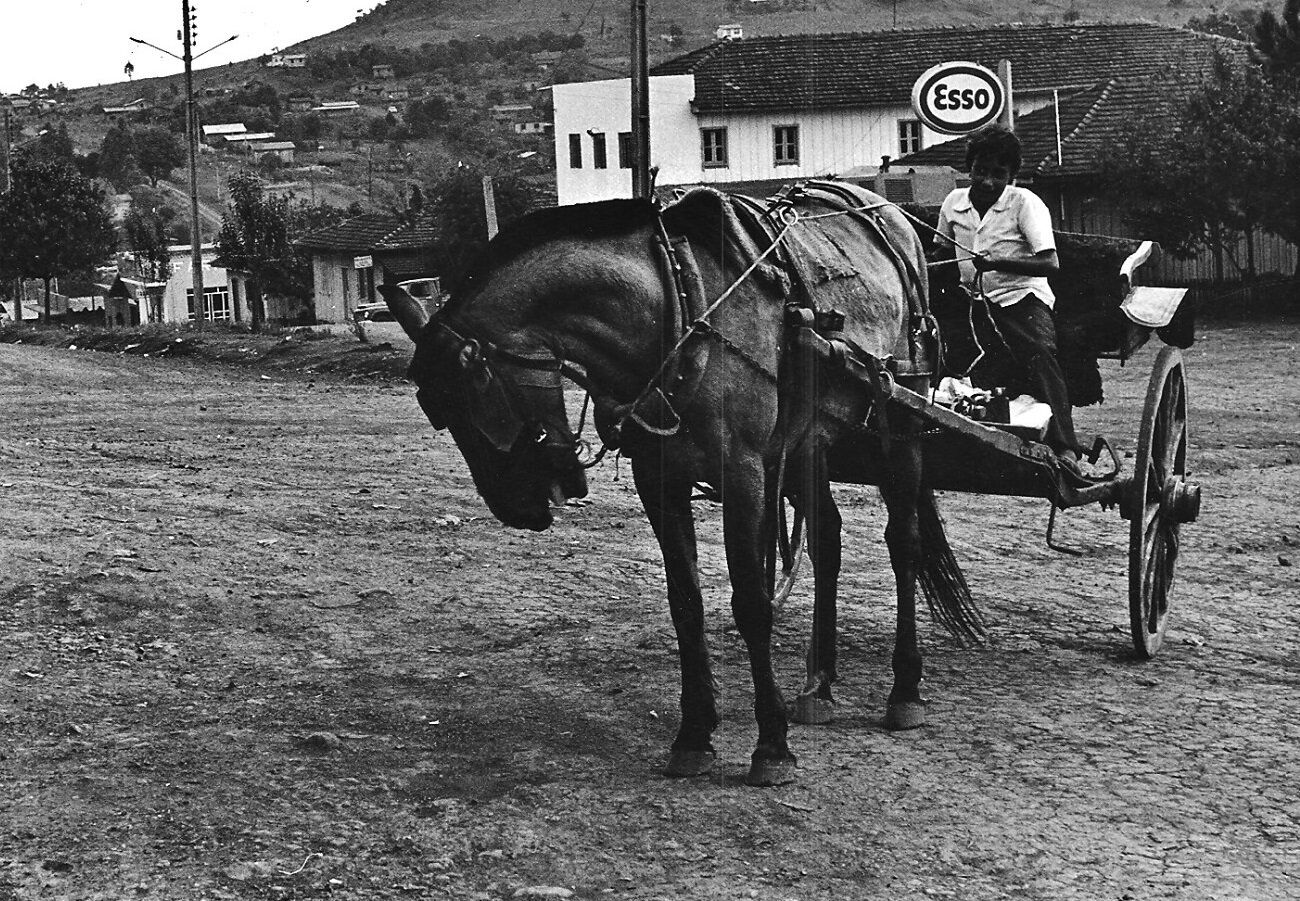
938,185,1057,309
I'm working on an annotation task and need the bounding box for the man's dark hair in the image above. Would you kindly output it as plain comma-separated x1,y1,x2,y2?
964,125,1022,176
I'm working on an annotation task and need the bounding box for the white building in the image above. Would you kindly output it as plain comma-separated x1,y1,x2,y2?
108,244,236,325
551,23,1230,206
266,53,307,68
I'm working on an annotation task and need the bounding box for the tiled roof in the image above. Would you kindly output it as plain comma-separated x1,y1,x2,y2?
373,211,444,251
650,23,1235,112
893,72,1199,178
294,213,406,253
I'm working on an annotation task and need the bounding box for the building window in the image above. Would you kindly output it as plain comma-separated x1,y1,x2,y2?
701,127,729,168
617,132,633,169
898,119,923,157
591,132,608,169
186,286,232,322
773,124,799,166
568,133,583,168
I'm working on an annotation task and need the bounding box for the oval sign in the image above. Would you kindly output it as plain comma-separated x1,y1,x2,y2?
911,61,1006,135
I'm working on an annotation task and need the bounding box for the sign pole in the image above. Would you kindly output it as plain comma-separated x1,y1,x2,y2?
997,59,1015,131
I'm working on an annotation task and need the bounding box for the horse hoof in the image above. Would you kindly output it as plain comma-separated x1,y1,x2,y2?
884,701,926,731
664,749,715,778
745,755,797,787
791,692,835,725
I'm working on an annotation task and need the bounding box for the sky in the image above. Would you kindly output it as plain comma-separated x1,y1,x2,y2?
3,0,370,94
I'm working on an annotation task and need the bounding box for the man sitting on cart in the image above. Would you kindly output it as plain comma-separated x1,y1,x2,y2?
934,125,1082,472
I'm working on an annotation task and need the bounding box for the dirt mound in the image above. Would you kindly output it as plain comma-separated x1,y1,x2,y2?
0,322,411,382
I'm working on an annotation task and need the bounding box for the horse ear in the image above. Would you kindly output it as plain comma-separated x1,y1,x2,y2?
377,283,431,339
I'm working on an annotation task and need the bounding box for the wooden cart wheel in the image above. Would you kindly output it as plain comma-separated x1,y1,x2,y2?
772,495,805,612
1128,346,1201,658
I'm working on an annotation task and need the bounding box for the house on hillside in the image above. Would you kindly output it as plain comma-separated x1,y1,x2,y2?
490,102,536,123
551,22,1234,205
266,52,307,68
312,100,361,117
222,132,277,152
250,141,296,164
715,24,744,40
289,213,431,321
287,94,316,112
202,122,247,145
102,98,152,116
514,119,553,135
372,64,395,79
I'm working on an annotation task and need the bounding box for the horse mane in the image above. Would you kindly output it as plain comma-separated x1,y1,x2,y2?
449,198,659,311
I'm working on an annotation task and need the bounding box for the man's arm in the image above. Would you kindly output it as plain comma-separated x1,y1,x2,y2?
972,247,1059,276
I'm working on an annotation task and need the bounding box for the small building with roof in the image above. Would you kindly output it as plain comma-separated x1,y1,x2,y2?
202,122,247,145
290,209,451,323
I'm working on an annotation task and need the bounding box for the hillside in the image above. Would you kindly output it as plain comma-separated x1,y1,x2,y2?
307,0,1232,64
12,0,1240,243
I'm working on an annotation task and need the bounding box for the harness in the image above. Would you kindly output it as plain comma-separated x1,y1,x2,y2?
423,183,939,471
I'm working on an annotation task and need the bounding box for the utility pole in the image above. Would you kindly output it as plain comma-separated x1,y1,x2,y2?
181,0,205,327
629,0,651,199
131,7,236,328
1,104,10,194
1,103,18,322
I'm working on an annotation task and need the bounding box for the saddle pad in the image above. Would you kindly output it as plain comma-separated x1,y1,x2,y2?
1121,286,1188,329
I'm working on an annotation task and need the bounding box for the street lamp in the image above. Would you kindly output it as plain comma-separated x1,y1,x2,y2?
130,3,236,328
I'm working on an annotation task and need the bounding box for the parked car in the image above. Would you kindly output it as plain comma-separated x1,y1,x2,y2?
352,302,395,323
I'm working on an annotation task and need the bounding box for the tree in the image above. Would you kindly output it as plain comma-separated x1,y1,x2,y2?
1104,49,1298,281
1252,0,1300,255
26,124,76,164
1187,7,1259,40
0,154,117,321
421,165,538,295
98,123,145,189
122,202,174,322
133,126,186,187
215,171,297,330
1255,0,1300,76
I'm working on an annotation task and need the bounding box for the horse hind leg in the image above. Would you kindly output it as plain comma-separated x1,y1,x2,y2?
630,447,719,778
879,414,927,731
790,443,841,726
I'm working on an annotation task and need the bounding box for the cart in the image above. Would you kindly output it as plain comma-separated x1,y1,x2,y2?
771,234,1203,658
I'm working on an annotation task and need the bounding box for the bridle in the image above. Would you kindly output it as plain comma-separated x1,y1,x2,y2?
413,315,582,477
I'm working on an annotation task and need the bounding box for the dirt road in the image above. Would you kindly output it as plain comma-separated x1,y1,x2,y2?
2,318,1298,900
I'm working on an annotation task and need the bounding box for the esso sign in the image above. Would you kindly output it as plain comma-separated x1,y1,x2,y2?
911,61,1006,135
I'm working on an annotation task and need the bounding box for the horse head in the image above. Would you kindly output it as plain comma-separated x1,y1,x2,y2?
380,282,588,531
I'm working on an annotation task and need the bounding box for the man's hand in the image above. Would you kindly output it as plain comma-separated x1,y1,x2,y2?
972,252,995,273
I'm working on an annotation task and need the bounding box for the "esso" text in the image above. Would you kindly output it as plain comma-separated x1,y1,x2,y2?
932,83,994,111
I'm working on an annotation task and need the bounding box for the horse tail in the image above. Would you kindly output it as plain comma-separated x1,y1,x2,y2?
916,487,986,644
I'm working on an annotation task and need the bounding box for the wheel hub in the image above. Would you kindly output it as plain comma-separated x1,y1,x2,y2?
1162,476,1201,524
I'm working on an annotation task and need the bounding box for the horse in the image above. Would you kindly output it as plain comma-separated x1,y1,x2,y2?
379,182,980,786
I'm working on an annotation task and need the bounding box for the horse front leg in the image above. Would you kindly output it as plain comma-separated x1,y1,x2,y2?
791,443,842,726
630,444,719,777
723,455,796,786
878,407,927,731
